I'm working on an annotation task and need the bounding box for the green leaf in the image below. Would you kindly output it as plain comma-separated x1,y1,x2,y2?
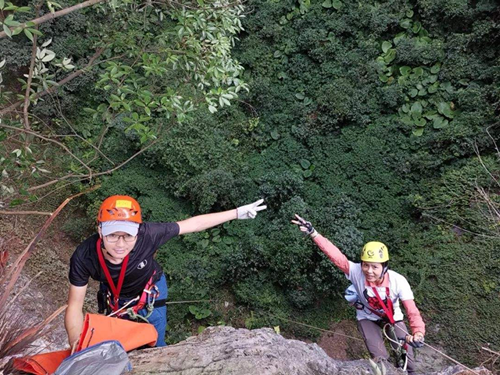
384,49,396,64
3,16,18,27
441,82,454,94
321,0,332,8
29,28,43,36
400,19,411,29
399,66,411,76
405,9,414,18
409,89,418,98
432,116,448,129
303,169,312,178
401,104,410,113
300,159,311,169
410,101,423,117
430,64,441,74
418,88,427,96
412,127,424,136
412,21,422,34
437,102,454,118
295,93,304,100
274,50,282,58
332,0,342,10
413,67,423,77
379,74,389,83
428,83,439,94
0,0,4,9
381,41,392,53
271,130,279,140
414,118,426,127
423,111,437,119
3,24,12,38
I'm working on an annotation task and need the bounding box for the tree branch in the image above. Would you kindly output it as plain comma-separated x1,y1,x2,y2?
0,0,107,39
0,211,52,216
0,48,105,117
23,5,42,130
25,139,158,192
0,124,93,177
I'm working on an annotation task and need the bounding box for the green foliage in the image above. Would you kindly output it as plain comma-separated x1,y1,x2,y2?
17,0,500,367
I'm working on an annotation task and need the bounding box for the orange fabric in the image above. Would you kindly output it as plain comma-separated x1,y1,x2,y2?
98,195,142,223
13,314,157,374
77,313,157,352
12,349,71,375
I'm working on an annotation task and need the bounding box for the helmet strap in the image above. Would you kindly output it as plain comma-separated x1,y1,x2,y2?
380,262,389,279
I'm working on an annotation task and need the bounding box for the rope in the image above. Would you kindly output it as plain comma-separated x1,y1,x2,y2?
105,294,481,374
268,313,479,374
388,324,481,375
166,299,212,305
267,313,364,342
107,296,139,317
382,323,408,371
382,323,403,348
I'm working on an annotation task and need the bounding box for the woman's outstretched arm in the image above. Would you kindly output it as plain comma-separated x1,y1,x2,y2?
292,214,350,275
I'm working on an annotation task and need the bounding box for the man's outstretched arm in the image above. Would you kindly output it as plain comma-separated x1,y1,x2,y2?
177,199,266,235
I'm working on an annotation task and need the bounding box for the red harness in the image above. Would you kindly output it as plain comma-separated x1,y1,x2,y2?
96,238,157,317
370,286,396,324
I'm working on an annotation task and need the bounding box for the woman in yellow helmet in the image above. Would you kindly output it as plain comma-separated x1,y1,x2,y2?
292,214,425,374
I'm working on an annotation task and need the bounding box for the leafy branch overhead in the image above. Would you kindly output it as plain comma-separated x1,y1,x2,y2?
0,0,247,201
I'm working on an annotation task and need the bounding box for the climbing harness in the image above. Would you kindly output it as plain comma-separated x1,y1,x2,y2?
96,238,164,323
345,284,411,371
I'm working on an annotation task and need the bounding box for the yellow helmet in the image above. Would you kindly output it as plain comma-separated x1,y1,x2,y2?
361,241,389,263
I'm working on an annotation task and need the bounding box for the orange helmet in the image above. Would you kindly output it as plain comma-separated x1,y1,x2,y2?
97,195,142,224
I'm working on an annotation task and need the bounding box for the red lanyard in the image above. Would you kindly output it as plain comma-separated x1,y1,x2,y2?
96,238,129,306
372,286,395,324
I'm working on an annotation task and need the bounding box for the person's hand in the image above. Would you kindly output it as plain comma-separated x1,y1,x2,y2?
237,199,267,219
406,332,424,348
291,214,317,237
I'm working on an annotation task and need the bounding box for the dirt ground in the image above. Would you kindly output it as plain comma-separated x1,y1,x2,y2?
317,320,368,361
0,212,98,352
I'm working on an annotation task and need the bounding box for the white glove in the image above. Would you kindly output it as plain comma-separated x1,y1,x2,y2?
237,198,267,219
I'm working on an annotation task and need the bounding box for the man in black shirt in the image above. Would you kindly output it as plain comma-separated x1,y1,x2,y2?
65,195,266,348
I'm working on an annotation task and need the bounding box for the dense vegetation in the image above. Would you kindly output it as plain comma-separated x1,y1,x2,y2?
1,0,499,367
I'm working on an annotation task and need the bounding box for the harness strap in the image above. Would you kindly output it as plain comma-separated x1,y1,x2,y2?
96,238,129,310
372,286,395,324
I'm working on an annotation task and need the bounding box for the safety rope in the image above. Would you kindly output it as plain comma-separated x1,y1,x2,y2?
267,313,364,342
266,311,480,374
382,323,408,371
104,291,481,374
107,296,139,317
383,323,481,375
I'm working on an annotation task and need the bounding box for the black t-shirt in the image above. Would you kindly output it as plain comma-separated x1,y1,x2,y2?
69,222,179,298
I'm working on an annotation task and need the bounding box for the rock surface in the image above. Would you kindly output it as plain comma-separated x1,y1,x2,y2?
127,326,491,375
